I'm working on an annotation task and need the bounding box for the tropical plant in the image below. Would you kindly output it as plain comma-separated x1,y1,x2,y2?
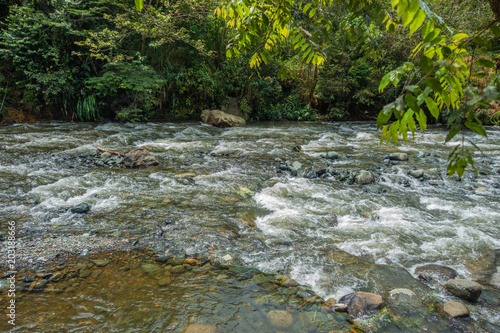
168,0,500,179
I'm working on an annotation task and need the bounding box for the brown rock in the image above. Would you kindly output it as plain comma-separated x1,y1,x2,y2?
123,148,159,168
347,291,383,318
183,324,217,333
201,110,246,128
443,301,469,318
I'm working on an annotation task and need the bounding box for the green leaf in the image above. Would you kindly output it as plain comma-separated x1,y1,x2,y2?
424,97,439,120
409,10,426,36
464,121,487,137
417,109,427,131
379,72,392,92
477,59,495,68
445,124,462,142
404,94,419,112
377,104,394,128
420,55,433,73
309,8,317,18
424,77,442,93
134,0,143,12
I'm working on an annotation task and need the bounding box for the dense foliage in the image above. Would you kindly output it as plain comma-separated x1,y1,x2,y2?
0,0,436,123
212,0,500,177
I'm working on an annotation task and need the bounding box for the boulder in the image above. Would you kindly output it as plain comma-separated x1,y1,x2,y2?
1,119,15,126
356,170,375,185
267,310,294,328
347,291,383,318
70,203,90,214
443,300,469,318
445,279,482,302
123,148,159,168
324,151,339,160
409,169,424,178
388,153,408,161
415,264,458,283
201,109,246,128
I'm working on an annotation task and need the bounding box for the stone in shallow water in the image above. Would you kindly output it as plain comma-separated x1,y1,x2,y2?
183,323,217,333
445,279,482,302
356,170,374,185
325,151,339,160
93,259,110,267
415,264,458,283
70,203,90,214
409,169,424,178
443,300,469,318
123,148,159,168
267,310,294,328
388,153,408,161
141,264,161,275
347,291,383,318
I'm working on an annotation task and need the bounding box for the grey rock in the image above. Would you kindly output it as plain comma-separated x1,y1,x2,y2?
415,264,458,283
325,151,339,160
267,310,294,328
291,161,303,172
93,259,110,267
70,203,90,214
356,170,375,185
409,169,425,178
445,279,482,302
141,264,161,275
388,153,408,161
123,149,159,168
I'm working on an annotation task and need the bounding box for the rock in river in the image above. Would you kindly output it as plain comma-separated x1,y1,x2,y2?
388,153,408,161
356,170,374,185
443,300,470,318
70,203,90,214
445,279,482,302
267,310,294,328
123,148,159,168
347,291,383,318
415,264,458,283
201,109,246,128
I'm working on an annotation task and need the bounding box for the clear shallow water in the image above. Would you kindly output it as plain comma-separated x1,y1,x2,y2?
0,121,499,330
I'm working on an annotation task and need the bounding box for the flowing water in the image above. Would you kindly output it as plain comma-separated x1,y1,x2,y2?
0,121,499,332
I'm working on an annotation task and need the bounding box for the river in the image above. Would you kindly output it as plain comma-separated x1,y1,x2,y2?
0,121,499,332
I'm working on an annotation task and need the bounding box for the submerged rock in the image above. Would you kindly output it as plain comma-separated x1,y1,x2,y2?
201,109,246,128
267,310,294,328
445,279,482,302
70,203,90,214
415,264,458,283
123,148,159,168
183,323,217,333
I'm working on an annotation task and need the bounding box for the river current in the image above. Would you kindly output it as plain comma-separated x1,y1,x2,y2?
0,121,499,332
